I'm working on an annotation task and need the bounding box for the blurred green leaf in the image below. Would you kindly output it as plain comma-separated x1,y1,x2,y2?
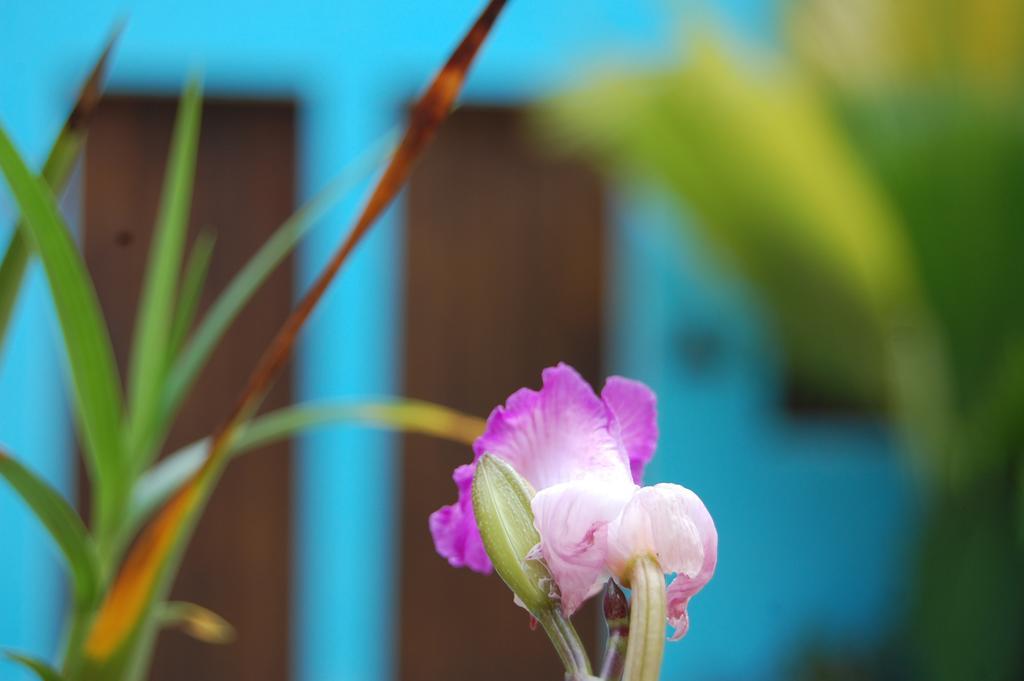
5,652,66,681
0,28,118,352
168,229,216,363
235,398,484,451
0,235,31,350
785,0,1024,473
159,602,235,644
912,475,1024,681
0,126,125,539
541,40,923,411
0,451,98,608
127,440,208,537
158,129,398,445
844,96,1024,428
789,0,1024,97
129,398,484,533
126,80,203,469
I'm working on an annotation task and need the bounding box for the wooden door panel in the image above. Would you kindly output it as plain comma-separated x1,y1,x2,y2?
84,96,295,681
400,107,606,681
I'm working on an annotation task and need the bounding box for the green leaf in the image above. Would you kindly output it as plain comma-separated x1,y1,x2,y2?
127,438,208,537
0,28,119,351
0,234,31,348
0,451,99,608
160,129,398,432
168,229,216,362
159,602,235,644
234,398,484,451
5,652,66,681
0,126,125,539
540,41,919,410
128,398,484,534
126,80,203,469
912,479,1024,681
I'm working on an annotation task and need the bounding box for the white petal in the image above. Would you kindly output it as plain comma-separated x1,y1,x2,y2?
665,488,717,640
606,484,706,579
531,480,636,615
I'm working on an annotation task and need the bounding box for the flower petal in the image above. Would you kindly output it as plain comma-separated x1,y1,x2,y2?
531,479,635,615
601,376,659,483
429,463,492,573
607,484,706,579
665,488,717,640
474,363,632,490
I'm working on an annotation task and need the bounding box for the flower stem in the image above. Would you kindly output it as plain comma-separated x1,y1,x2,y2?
537,607,593,678
622,556,666,681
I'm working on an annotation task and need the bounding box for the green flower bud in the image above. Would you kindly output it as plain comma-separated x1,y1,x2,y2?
471,454,553,615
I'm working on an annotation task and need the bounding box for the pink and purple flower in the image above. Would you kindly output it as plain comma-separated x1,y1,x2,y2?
430,363,717,640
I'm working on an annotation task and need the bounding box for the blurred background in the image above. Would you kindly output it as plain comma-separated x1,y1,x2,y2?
0,1,1021,680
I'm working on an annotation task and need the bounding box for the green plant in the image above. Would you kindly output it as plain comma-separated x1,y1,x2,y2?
0,3,507,678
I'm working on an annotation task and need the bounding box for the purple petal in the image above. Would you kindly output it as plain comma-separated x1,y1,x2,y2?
601,376,658,484
474,363,632,490
429,463,492,573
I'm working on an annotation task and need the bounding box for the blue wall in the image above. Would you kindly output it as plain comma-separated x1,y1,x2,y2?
0,1,917,680
610,189,920,678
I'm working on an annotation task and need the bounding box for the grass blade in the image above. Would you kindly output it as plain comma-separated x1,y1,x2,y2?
0,235,31,344
128,440,208,535
210,0,509,444
160,128,397,430
236,399,484,451
167,229,216,362
129,399,485,529
0,450,99,608
79,3,508,673
126,80,203,468
0,127,125,543
0,27,119,350
5,652,66,681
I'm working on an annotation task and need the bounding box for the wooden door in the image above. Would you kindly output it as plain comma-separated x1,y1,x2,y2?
84,96,295,681
400,107,607,680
